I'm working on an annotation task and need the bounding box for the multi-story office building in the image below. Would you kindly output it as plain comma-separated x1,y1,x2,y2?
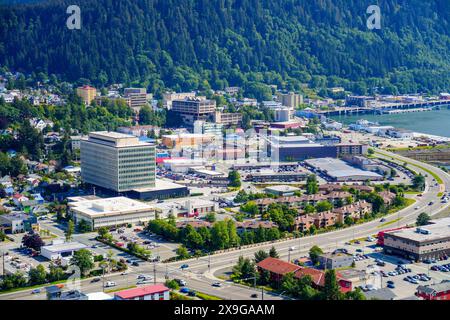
76,85,97,105
193,120,223,136
124,88,149,113
383,218,450,262
81,132,155,192
162,92,196,109
171,97,216,126
213,111,242,126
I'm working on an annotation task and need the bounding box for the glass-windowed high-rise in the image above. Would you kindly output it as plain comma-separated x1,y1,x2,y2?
81,132,155,192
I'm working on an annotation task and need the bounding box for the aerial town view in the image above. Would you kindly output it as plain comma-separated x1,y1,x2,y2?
0,0,449,312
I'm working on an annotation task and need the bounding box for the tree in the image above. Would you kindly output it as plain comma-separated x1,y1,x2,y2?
65,220,75,241
97,227,109,239
205,212,216,223
70,249,94,276
416,212,431,226
412,175,426,191
176,245,190,259
368,148,375,156
254,250,269,263
269,246,279,258
47,265,66,282
344,216,355,226
77,219,91,233
165,279,180,290
306,175,319,195
228,170,241,188
309,245,323,265
316,201,333,213
28,265,47,285
240,201,259,216
322,270,343,300
22,232,45,251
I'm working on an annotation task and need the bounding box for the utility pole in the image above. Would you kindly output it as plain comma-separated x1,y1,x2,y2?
261,287,264,301
153,262,157,285
2,251,5,277
208,252,211,272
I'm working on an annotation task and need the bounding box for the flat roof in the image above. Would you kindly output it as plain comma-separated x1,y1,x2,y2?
265,185,300,192
387,218,450,242
69,197,154,218
42,241,87,253
305,158,382,179
133,179,187,192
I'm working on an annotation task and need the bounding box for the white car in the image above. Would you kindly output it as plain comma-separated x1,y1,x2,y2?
104,281,116,288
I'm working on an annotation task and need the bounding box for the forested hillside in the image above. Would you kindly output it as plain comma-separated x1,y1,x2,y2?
1,0,449,95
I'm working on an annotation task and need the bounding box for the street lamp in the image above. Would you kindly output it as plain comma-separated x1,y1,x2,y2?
288,247,295,263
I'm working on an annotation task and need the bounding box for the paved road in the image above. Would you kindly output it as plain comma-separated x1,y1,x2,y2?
1,149,449,300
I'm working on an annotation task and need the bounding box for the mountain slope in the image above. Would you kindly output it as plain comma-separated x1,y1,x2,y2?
1,0,449,95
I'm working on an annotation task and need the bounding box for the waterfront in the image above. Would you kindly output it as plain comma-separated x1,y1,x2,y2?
331,108,450,138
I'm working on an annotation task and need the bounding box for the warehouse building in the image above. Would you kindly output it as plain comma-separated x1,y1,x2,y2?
305,158,383,181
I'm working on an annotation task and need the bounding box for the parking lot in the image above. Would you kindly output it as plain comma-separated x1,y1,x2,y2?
343,241,450,299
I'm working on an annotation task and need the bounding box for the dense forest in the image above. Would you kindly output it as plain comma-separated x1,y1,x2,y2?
1,0,450,95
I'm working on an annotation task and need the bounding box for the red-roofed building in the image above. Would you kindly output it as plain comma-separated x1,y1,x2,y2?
294,267,326,288
114,284,170,300
256,257,301,284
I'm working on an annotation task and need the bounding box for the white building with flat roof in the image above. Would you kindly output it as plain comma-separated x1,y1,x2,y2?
41,241,88,262
69,197,157,229
81,131,156,192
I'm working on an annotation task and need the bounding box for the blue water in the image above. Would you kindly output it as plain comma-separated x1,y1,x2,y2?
331,108,450,138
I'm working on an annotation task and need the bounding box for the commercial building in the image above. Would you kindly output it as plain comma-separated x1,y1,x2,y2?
245,172,308,183
80,132,156,193
383,218,450,261
76,85,97,105
41,241,87,262
193,120,223,136
153,199,218,218
318,252,354,270
213,111,242,126
345,95,376,108
265,185,301,197
162,158,205,173
163,92,196,109
114,284,170,300
128,179,189,201
117,125,160,138
69,196,157,229
171,97,216,126
305,158,383,182
269,135,337,162
335,143,368,157
161,133,215,149
124,88,148,113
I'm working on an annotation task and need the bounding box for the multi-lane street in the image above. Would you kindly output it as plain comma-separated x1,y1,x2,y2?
1,149,449,300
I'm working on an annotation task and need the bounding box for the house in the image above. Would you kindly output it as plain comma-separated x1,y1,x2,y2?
114,284,170,300
0,213,38,234
294,267,326,289
254,198,277,214
256,257,301,284
416,282,450,300
336,269,368,293
325,191,353,204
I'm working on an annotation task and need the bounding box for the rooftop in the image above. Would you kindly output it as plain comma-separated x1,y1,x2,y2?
305,158,382,179
41,241,87,253
69,197,154,217
114,284,169,299
265,185,301,193
386,218,450,242
257,257,300,275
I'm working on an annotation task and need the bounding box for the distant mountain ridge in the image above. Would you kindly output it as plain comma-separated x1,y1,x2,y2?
0,0,449,95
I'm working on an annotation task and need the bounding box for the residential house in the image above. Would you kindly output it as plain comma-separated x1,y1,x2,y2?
294,215,315,233
379,191,396,206
256,257,301,284
236,220,278,232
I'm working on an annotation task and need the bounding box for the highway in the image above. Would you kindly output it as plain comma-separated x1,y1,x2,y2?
1,149,449,300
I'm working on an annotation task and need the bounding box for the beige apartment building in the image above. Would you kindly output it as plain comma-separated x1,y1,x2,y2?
163,92,196,109
276,92,303,108
81,132,155,192
76,85,97,105
124,88,149,113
